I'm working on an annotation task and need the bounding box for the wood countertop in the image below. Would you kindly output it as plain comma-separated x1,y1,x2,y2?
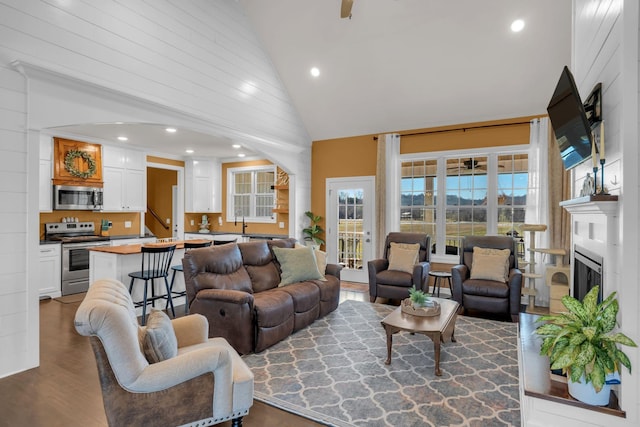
89,239,211,255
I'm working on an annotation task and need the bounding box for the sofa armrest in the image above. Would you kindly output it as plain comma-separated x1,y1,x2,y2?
450,264,469,304
172,314,208,348
412,261,430,293
508,268,523,317
195,288,254,306
128,345,234,415
325,263,343,279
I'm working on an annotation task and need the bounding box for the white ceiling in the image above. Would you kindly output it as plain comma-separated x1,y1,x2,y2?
240,0,572,140
54,0,572,158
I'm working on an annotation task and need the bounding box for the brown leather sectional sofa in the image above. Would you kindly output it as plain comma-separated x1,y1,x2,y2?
182,238,342,354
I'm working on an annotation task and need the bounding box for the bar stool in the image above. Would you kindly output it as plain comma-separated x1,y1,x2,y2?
167,240,212,315
128,244,176,325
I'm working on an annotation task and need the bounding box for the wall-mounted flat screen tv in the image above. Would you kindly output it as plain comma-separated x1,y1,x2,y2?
547,66,594,170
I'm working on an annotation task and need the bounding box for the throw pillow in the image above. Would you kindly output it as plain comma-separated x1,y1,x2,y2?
470,246,511,282
273,245,324,286
387,242,421,274
295,243,328,277
141,309,178,364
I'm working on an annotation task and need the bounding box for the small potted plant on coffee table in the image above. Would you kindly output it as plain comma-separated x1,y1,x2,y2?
535,286,637,406
409,285,429,308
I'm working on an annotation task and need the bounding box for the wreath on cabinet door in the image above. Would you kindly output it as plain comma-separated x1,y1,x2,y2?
64,149,96,179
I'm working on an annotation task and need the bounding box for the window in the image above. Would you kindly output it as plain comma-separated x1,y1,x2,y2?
227,166,276,222
401,153,529,258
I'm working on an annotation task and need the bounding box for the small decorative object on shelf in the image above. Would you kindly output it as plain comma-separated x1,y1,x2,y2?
580,173,595,197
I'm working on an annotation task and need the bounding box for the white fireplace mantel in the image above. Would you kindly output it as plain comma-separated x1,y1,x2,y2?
559,195,619,216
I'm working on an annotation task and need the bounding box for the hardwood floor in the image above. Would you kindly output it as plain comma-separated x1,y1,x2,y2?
0,282,368,427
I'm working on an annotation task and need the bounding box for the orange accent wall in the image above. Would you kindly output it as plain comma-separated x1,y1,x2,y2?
146,167,177,239
400,116,537,154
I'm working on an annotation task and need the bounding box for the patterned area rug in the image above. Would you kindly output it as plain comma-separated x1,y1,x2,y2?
243,300,520,427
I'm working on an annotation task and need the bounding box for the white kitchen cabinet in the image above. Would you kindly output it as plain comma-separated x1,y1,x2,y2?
39,135,53,212
39,244,61,299
185,158,221,213
102,146,146,212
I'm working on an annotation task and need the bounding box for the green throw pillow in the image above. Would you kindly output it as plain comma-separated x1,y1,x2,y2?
273,245,324,286
141,309,178,364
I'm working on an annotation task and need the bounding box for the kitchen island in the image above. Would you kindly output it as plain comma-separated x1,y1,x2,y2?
89,239,211,315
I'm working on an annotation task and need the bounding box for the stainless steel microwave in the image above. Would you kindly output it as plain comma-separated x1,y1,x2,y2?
53,185,103,211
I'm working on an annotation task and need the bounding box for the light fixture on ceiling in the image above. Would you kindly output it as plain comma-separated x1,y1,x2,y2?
238,153,246,158
511,19,525,32
310,67,320,77
232,144,241,149
185,149,194,154
166,127,177,133
117,136,128,141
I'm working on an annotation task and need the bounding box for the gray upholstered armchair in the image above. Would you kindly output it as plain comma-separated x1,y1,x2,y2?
368,232,431,303
451,235,522,322
74,278,254,427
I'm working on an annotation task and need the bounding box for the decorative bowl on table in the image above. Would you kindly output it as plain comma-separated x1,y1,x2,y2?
401,298,441,317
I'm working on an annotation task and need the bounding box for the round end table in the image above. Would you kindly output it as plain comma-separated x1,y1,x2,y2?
428,271,452,298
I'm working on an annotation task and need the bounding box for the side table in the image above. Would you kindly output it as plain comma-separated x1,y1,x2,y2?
428,271,452,298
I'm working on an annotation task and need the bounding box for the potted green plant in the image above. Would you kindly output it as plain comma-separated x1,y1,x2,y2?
303,211,325,246
408,285,429,307
535,286,637,405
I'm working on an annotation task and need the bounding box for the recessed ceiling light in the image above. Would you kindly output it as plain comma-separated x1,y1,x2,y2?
511,19,525,32
185,149,194,154
165,127,177,133
232,144,241,149
114,122,124,125
310,67,320,77
238,153,246,158
117,136,128,141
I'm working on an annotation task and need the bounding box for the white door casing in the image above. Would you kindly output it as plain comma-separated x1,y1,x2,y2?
326,176,375,283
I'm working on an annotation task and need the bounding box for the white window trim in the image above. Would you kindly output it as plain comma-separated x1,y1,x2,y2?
226,165,277,224
400,145,530,263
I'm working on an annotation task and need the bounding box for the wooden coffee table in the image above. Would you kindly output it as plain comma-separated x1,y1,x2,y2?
381,298,459,376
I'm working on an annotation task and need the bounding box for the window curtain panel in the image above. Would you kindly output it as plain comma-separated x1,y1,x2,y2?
375,134,400,258
525,118,551,306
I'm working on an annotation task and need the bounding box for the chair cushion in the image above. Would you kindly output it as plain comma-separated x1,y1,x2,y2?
470,247,510,282
141,309,178,363
462,279,510,298
272,245,324,286
376,269,413,287
387,242,420,274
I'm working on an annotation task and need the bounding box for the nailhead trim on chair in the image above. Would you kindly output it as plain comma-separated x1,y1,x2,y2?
177,409,249,426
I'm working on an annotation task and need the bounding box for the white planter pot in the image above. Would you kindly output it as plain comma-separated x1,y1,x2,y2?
567,375,611,406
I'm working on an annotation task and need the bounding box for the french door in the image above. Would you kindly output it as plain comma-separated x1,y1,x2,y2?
325,177,375,283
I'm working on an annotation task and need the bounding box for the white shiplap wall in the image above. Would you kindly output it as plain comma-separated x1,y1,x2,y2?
571,0,638,425
0,0,310,150
0,63,35,377
0,0,311,378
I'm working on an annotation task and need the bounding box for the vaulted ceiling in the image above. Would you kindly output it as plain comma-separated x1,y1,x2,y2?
239,0,572,141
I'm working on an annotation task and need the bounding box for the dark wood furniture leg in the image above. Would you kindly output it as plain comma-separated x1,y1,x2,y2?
382,324,400,365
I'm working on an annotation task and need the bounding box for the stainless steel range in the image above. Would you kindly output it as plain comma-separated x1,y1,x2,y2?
45,222,111,296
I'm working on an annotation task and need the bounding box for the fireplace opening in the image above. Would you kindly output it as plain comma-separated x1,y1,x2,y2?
574,246,603,303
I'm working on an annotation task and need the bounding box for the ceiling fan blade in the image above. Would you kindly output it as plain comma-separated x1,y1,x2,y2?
341,0,353,18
